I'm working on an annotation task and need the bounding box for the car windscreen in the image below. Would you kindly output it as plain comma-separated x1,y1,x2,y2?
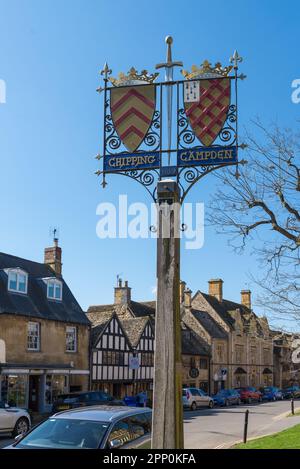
16,418,110,449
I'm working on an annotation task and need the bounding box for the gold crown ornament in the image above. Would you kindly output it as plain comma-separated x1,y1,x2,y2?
109,67,159,87
182,60,233,80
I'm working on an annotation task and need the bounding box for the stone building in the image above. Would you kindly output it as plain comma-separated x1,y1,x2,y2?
273,331,300,388
185,279,274,391
0,240,90,413
180,283,229,394
87,280,211,397
88,277,297,397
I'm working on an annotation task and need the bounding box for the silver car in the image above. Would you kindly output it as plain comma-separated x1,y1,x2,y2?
182,388,214,410
5,406,151,449
0,400,31,437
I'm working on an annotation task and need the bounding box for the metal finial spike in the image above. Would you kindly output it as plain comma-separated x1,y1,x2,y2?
100,62,112,78
230,50,243,68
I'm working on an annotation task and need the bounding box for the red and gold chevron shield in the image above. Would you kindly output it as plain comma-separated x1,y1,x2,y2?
184,78,231,147
110,85,156,153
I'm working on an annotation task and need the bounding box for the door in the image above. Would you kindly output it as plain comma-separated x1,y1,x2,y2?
28,376,40,411
113,384,122,399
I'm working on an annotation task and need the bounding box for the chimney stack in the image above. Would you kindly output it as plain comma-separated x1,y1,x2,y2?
241,289,251,310
44,238,62,276
114,279,131,305
208,279,223,302
184,288,192,308
180,280,186,303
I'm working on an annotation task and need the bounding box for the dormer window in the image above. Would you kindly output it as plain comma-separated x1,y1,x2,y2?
7,268,28,294
47,279,62,301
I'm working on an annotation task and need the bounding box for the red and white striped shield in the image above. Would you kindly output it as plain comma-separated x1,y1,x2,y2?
184,78,231,147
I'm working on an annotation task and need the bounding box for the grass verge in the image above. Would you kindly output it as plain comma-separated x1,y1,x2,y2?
234,424,300,449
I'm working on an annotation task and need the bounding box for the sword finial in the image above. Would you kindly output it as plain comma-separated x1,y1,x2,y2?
156,36,183,165
156,35,183,76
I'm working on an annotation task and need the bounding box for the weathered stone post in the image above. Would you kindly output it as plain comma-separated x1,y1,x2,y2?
151,179,184,449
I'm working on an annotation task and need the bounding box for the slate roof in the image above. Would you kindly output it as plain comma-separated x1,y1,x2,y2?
0,252,89,325
191,309,228,339
129,301,155,317
181,328,211,356
200,293,236,328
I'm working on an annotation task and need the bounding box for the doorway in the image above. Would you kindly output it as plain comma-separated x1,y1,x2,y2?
28,375,40,411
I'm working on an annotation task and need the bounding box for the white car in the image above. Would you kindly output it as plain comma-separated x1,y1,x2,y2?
182,387,214,410
0,400,31,437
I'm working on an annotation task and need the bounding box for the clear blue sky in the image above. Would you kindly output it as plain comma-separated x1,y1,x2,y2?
0,0,299,321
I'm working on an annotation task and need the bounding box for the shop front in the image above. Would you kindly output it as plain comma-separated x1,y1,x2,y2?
0,365,89,413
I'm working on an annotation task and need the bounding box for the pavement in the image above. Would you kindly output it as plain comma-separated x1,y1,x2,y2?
1,400,299,449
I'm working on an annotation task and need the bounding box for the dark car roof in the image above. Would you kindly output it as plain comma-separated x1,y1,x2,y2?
53,406,152,422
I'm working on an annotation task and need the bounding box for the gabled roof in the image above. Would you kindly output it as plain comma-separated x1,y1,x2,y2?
191,309,227,339
0,252,89,325
121,316,151,348
90,311,114,346
200,293,235,328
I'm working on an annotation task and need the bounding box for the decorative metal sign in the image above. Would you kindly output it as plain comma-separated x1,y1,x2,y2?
96,38,246,202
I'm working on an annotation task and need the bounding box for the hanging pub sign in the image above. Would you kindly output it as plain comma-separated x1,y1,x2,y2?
96,40,246,200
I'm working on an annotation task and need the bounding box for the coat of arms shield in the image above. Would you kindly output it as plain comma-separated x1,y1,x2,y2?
109,68,158,153
182,61,232,147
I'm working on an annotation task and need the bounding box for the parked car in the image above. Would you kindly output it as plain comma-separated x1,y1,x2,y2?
235,387,262,404
0,400,31,437
213,389,241,407
52,391,124,413
261,386,283,401
5,406,152,449
282,386,300,399
182,388,214,410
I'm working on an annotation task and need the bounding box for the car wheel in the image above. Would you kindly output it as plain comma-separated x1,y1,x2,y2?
191,401,197,411
272,396,276,402
12,417,29,437
208,400,214,409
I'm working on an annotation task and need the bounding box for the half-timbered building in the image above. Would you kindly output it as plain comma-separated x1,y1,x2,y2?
87,280,211,398
90,313,133,397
